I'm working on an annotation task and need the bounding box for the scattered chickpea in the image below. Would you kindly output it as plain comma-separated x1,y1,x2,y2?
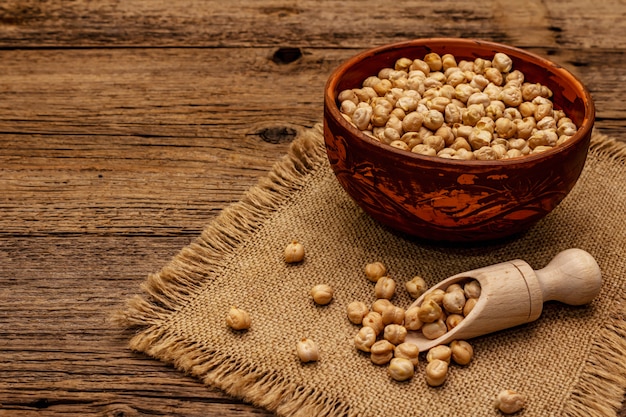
388,357,415,381
450,340,474,365
374,276,397,299
494,389,527,414
394,342,420,367
425,359,449,387
362,311,384,335
381,305,405,325
426,345,452,364
310,284,333,305
226,307,251,331
383,324,407,345
296,338,320,363
354,326,378,352
371,298,394,315
370,339,395,365
364,261,387,282
284,240,305,263
346,301,369,325
404,306,423,331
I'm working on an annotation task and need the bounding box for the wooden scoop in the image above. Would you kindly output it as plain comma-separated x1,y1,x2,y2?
405,248,602,352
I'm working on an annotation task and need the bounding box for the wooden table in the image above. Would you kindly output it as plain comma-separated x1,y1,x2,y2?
1,1,624,415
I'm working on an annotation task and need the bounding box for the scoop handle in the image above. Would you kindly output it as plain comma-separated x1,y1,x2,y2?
535,248,602,305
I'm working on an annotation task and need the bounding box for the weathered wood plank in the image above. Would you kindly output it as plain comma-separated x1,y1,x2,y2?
0,0,625,49
0,46,623,155
0,236,273,416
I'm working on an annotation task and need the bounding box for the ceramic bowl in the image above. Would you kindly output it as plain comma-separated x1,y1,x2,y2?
323,38,595,242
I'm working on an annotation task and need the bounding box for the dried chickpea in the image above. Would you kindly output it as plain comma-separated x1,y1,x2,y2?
389,140,410,151
395,57,413,71
494,389,526,414
346,301,369,325
417,299,443,323
405,275,428,299
339,51,578,161
384,324,407,345
362,311,384,335
226,307,251,331
412,144,437,156
442,290,466,314
423,288,445,306
463,297,478,316
388,357,415,381
381,305,405,325
374,276,397,300
410,58,430,74
446,314,464,331
426,345,452,364
371,298,394,315
394,342,420,367
338,89,358,104
370,340,395,365
422,319,447,340
450,136,471,151
404,306,423,331
425,359,449,387
364,261,386,282
484,67,503,86
450,340,474,365
352,105,372,131
296,338,319,363
402,111,424,132
493,52,513,72
463,280,481,298
310,284,333,305
423,110,445,131
495,117,517,139
340,100,357,116
284,241,305,263
354,326,377,352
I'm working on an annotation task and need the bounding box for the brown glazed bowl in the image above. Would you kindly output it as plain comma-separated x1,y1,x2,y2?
323,38,595,242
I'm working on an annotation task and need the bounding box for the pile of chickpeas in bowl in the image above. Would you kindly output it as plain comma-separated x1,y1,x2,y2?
337,51,579,161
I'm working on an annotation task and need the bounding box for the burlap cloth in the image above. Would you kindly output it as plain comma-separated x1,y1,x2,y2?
118,125,626,417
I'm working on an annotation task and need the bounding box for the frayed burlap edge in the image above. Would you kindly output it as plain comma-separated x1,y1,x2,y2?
562,131,626,417
114,123,357,417
115,126,626,417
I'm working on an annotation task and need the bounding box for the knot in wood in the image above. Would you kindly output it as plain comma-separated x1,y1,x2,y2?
272,47,303,64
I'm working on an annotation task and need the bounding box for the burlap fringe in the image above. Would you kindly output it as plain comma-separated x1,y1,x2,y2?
114,124,358,417
116,127,626,417
589,130,626,162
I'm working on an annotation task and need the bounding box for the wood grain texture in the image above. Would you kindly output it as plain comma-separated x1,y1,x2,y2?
0,0,625,415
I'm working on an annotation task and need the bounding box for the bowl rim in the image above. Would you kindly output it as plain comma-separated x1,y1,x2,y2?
324,37,596,166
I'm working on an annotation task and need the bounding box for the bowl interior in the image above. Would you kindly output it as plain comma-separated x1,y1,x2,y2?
326,38,594,159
